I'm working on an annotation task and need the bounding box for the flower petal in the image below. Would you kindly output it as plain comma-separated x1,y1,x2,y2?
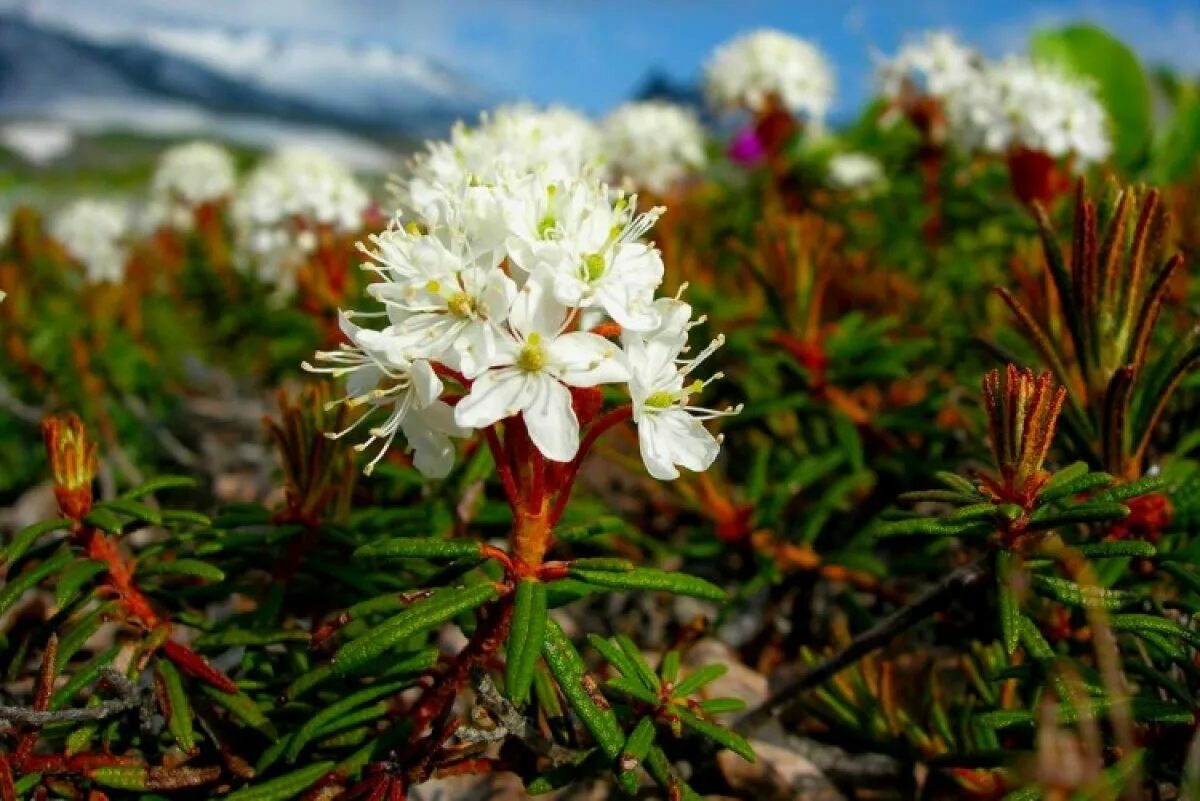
522,374,580,462
454,367,534,429
550,332,630,387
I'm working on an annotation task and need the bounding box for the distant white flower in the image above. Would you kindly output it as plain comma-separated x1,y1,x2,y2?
505,177,666,332
399,104,603,225
602,102,707,193
454,271,630,463
877,31,980,100
946,57,1111,165
0,209,9,249
150,140,237,230
623,297,740,480
51,199,130,284
704,30,834,121
826,152,886,193
233,146,370,291
304,315,468,477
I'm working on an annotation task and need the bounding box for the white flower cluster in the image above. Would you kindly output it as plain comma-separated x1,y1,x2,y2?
704,29,834,122
233,147,370,290
400,105,603,222
51,199,130,284
148,140,237,231
309,127,736,481
826,153,885,193
876,31,980,100
601,101,707,194
946,56,1111,165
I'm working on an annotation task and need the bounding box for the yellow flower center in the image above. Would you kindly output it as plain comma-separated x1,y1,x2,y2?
584,253,606,282
447,291,475,318
517,332,546,372
645,390,675,409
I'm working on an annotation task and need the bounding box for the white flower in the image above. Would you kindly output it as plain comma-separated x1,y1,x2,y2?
454,270,630,462
398,104,602,226
149,140,237,230
50,199,130,284
0,209,9,249
304,315,468,477
623,298,740,480
362,224,518,379
704,29,834,121
504,177,666,332
601,102,707,194
876,31,980,100
233,146,370,291
945,57,1111,165
826,152,886,193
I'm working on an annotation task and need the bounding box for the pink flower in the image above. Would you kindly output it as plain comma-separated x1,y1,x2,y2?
727,127,766,166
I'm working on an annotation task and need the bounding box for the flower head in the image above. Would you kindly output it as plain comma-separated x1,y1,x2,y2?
877,31,981,100
946,57,1111,165
233,147,370,292
454,270,629,462
601,102,707,194
826,153,886,193
304,315,467,477
149,140,237,230
50,199,130,284
623,298,741,480
704,29,834,121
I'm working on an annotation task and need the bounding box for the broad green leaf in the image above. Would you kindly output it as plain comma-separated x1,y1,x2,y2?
1031,24,1152,168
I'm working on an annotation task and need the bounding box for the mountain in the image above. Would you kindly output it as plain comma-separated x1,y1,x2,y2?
0,13,493,167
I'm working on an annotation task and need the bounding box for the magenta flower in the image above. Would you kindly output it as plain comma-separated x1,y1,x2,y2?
727,127,766,166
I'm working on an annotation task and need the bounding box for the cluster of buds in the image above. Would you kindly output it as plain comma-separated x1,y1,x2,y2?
978,365,1066,512
41,413,98,524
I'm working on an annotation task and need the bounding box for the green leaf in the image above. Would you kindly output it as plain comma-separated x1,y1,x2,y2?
505,578,548,706
874,518,991,539
934,471,980,495
199,686,276,738
155,658,197,753
333,583,499,676
2,519,66,569
223,761,334,801
50,646,119,710
353,537,482,561
94,497,162,526
620,717,656,781
82,508,125,535
286,680,410,761
1074,541,1156,559
997,552,1022,655
542,621,630,789
0,549,72,617
89,766,147,791
1030,24,1152,168
54,559,106,608
1110,614,1200,650
568,567,726,602
1152,88,1200,182
1031,575,1137,610
120,475,196,500
674,663,728,698
1026,502,1129,530
674,707,755,761
138,559,225,582
569,558,636,572
1036,471,1113,504
1091,475,1166,504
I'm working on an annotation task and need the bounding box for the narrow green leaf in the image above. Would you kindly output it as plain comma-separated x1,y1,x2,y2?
997,552,1022,655
2,519,66,568
674,663,728,698
1031,575,1137,610
94,498,162,526
155,658,197,753
1037,470,1112,504
139,559,225,582
674,707,755,761
568,567,726,602
354,537,482,561
542,621,627,776
0,549,72,617
223,761,334,801
1074,541,1156,559
54,559,106,608
199,686,276,738
505,578,548,706
286,680,409,761
82,508,125,534
333,583,499,676
1026,503,1129,530
120,475,196,499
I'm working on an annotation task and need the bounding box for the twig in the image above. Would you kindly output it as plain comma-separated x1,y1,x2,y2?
460,669,577,765
0,668,144,729
737,557,990,734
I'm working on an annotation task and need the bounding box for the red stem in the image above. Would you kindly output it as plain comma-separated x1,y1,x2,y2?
482,426,519,513
549,405,632,525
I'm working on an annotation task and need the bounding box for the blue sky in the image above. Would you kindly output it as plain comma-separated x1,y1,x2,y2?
11,0,1200,116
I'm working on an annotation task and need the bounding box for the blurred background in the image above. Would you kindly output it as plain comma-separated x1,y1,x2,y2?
1,0,1196,188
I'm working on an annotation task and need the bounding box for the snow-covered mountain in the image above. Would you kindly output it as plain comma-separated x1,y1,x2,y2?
0,12,493,165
